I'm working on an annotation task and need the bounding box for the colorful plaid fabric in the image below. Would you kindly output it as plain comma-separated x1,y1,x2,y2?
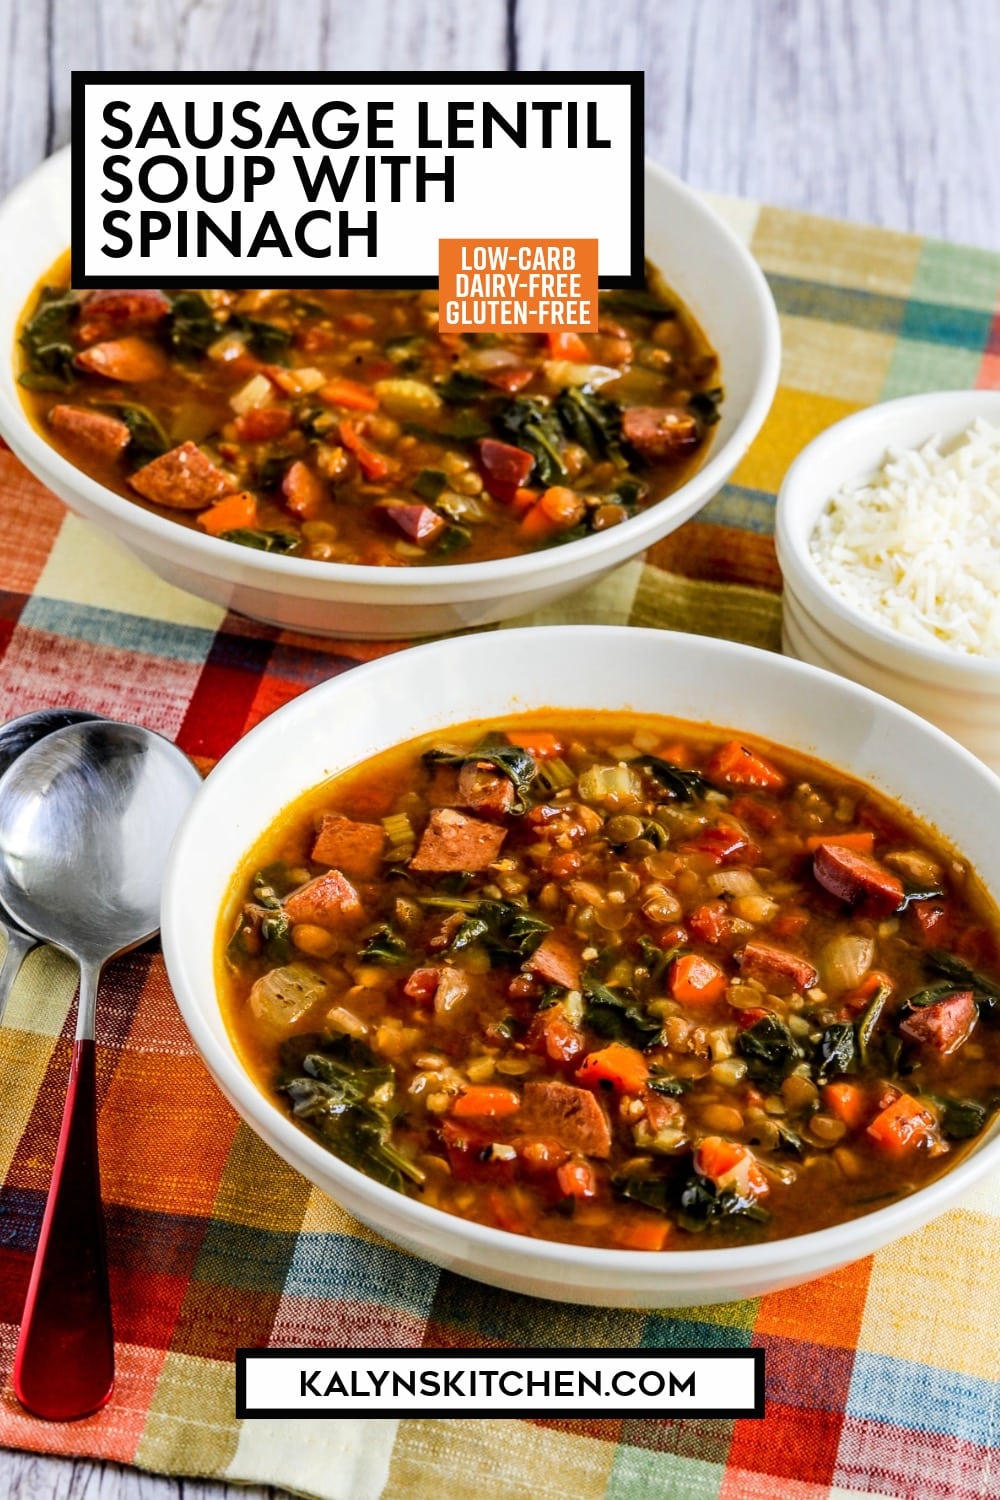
1,197,999,1500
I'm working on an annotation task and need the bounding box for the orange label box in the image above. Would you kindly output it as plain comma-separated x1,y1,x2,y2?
438,239,599,333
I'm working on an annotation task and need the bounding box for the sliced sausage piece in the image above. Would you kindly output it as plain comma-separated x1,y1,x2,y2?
525,930,583,991
310,814,385,879
520,1080,612,1159
129,441,234,511
282,460,326,520
621,405,700,459
900,991,977,1054
75,336,168,383
740,939,818,992
382,502,445,545
409,808,507,873
49,404,131,461
813,843,904,918
457,760,515,818
78,288,170,344
283,869,364,929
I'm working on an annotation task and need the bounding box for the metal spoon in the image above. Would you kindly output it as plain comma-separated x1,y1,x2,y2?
0,709,101,1024
0,719,201,1421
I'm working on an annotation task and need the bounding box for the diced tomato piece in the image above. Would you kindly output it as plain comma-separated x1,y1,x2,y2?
517,1138,571,1173
770,908,811,940
649,924,689,952
705,740,787,791
452,1085,522,1119
688,902,738,945
197,490,258,536
681,824,760,867
740,940,818,992
527,1007,586,1064
804,831,875,854
441,1122,516,1184
233,406,294,441
813,843,904,917
694,1136,769,1198
900,991,977,1055
728,795,783,833
556,1159,598,1198
543,849,583,879
822,1081,872,1131
734,1006,771,1030
576,1043,649,1094
403,967,440,1005
842,970,894,1012
338,419,394,479
506,729,564,760
484,367,535,393
866,1093,939,1156
909,899,955,944
669,953,727,1005
382,502,445,546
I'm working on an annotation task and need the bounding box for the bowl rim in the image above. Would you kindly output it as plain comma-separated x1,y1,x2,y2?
0,148,781,592
775,389,1000,679
161,624,1000,1282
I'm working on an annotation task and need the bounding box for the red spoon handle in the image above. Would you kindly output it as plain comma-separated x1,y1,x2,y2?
13,1038,115,1420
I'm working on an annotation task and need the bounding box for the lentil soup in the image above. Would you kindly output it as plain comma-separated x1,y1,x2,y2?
218,712,1000,1252
17,257,721,566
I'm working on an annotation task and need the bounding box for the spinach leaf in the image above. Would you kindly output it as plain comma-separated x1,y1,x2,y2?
236,316,292,360
102,403,170,460
925,1094,989,1140
611,476,648,509
435,524,472,556
856,979,892,1066
677,1175,770,1232
19,288,80,389
925,950,1000,1013
638,754,713,802
646,1074,690,1098
736,1013,803,1085
688,387,724,427
449,916,490,952
255,453,295,491
422,741,537,813
614,1173,673,1215
814,1022,857,1081
279,1034,424,1190
169,291,220,358
553,387,626,467
493,397,568,485
582,977,661,1049
358,925,409,965
437,371,490,405
221,528,301,554
412,467,449,503
600,288,677,318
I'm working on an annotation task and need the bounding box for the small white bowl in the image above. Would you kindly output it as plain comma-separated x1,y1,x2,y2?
775,390,1000,773
0,148,779,639
162,626,1000,1308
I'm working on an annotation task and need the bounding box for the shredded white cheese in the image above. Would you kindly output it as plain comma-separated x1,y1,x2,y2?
809,417,1000,657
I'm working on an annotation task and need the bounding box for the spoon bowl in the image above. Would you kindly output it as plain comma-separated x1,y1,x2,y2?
0,707,100,1022
0,719,200,1420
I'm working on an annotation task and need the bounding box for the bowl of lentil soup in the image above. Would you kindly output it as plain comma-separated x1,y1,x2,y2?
0,149,779,638
162,627,1000,1306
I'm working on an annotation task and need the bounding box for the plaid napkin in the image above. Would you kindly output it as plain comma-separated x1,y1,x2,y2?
1,195,999,1500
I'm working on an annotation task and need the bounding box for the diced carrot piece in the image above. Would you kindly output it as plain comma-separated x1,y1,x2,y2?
682,824,759,867
617,1219,671,1251
451,1085,522,1119
670,953,727,1005
822,1082,871,1131
339,312,376,333
576,1043,650,1094
556,1159,598,1198
519,485,586,540
505,729,564,760
843,970,894,1012
319,377,380,412
197,490,258,536
705,740,787,791
804,831,875,854
511,486,540,515
547,330,591,361
866,1093,937,1155
338,419,393,479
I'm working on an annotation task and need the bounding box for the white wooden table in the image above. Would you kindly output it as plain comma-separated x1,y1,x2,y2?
1,1,998,1495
